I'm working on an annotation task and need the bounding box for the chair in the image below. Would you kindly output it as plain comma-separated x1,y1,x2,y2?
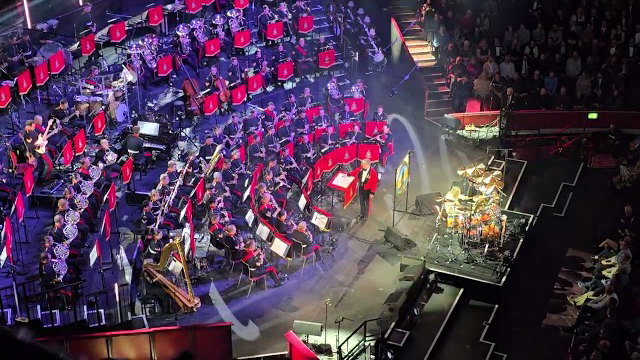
239,260,268,298
128,150,148,179
223,243,243,280
290,238,316,275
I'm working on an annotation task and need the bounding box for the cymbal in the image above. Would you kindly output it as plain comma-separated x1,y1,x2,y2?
482,170,503,184
456,166,468,177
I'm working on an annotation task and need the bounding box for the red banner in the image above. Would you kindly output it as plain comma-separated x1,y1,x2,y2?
81,34,96,56
102,209,111,239
357,143,380,163
365,121,386,137
62,140,73,166
148,5,164,26
339,143,357,164
17,70,32,95
3,217,12,265
344,97,365,115
34,62,49,87
338,123,355,138
49,51,65,75
0,85,10,108
122,157,133,184
277,61,294,81
231,84,247,105
109,21,126,43
247,73,263,94
195,178,205,204
305,105,322,124
185,0,202,13
266,22,284,41
106,182,117,211
203,94,219,115
318,49,336,69
235,0,249,9
202,0,215,5
298,15,314,34
234,29,251,48
23,167,34,196
93,111,106,136
157,55,173,77
204,38,221,57
73,128,86,155
14,191,24,223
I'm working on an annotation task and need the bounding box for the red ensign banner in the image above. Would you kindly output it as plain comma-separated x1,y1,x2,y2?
109,21,126,43
298,15,314,34
34,62,49,86
81,33,96,56
17,70,32,95
318,49,336,69
0,85,10,108
62,140,73,166
157,55,173,76
234,29,251,48
185,0,202,13
205,38,221,57
73,128,87,155
49,51,65,74
266,22,284,41
122,157,133,184
277,61,294,81
232,84,247,106
247,74,263,94
148,5,163,26
234,0,249,10
203,94,219,115
93,111,106,136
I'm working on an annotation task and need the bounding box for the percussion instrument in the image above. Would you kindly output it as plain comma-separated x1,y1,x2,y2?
74,95,90,115
89,96,103,113
109,101,129,123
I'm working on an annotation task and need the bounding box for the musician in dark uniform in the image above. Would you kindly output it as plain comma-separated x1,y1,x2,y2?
3,33,20,74
298,87,315,108
371,105,388,122
339,103,355,124
292,0,310,22
172,32,199,76
221,160,242,193
223,224,244,260
290,221,322,260
122,125,145,164
262,102,277,129
313,107,331,129
258,193,278,226
204,65,222,90
258,5,275,44
345,123,365,144
271,43,288,65
320,126,339,153
277,116,294,145
247,135,266,166
49,99,82,128
380,125,394,166
224,114,245,148
293,37,314,78
275,210,293,235
95,139,122,176
244,109,262,134
21,120,47,180
227,57,243,85
211,125,226,148
264,126,280,158
241,240,284,287
281,94,297,115
295,134,314,167
314,34,330,56
282,147,303,184
17,31,38,66
349,159,378,221
199,135,217,165
140,200,156,230
293,110,308,133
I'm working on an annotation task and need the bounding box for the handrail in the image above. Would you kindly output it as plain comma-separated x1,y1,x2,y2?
338,318,381,360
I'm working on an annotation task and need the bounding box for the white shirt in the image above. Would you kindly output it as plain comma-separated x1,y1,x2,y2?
360,167,370,184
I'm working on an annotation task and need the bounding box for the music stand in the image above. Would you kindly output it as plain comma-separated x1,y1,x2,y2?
245,208,255,227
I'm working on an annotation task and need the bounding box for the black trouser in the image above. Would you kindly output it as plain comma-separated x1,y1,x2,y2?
358,185,371,218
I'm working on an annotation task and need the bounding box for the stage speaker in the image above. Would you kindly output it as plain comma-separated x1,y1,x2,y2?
384,226,410,251
415,192,442,216
329,217,347,232
293,320,323,337
379,289,408,331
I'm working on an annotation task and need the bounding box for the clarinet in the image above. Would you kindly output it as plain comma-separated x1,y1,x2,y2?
154,155,194,228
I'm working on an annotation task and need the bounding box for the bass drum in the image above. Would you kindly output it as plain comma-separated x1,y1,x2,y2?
37,42,72,72
109,101,129,123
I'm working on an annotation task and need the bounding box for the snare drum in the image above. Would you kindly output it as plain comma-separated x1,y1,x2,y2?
74,95,89,115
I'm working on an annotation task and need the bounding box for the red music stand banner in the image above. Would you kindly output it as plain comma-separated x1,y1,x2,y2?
314,127,326,142
266,22,284,41
238,145,246,163
365,121,387,137
305,105,322,123
17,70,32,95
313,154,328,180
339,144,357,164
14,191,24,223
327,170,357,208
247,74,263,94
102,209,111,238
202,0,215,5
34,62,49,87
93,111,106,136
122,157,133,184
344,97,365,115
234,29,251,48
23,167,34,197
157,55,173,76
106,182,117,211
357,143,380,163
318,49,336,69
195,178,205,204
148,5,164,26
73,128,87,155
232,84,247,105
109,21,126,43
338,123,355,138
80,34,96,56
277,61,294,81
234,0,249,10
205,38,221,57
62,141,73,166
203,93,219,115
0,85,10,108
298,15,314,34
185,0,202,13
49,51,65,75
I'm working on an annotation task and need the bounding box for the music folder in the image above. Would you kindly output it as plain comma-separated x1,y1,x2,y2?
271,235,290,258
256,222,271,241
245,209,255,227
243,186,252,202
298,193,308,211
311,211,329,230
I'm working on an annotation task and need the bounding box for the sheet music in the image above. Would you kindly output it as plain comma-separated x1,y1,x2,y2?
245,209,255,226
243,186,251,202
257,222,271,241
298,193,308,211
331,173,355,188
311,211,329,229
89,243,98,267
302,169,310,185
271,236,290,258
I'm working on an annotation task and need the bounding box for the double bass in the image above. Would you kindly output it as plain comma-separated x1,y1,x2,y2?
182,72,203,116
215,75,231,113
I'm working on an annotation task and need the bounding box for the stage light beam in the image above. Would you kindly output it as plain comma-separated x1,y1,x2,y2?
22,0,32,29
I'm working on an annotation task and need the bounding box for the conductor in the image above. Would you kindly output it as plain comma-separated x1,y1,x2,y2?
349,159,378,221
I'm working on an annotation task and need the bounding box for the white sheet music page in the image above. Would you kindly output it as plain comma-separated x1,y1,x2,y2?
311,212,329,229
331,173,354,188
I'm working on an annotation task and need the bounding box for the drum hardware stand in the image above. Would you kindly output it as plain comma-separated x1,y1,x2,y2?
389,64,419,98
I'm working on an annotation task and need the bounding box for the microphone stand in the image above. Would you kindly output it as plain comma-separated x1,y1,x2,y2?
334,315,354,353
315,298,333,355
390,64,419,97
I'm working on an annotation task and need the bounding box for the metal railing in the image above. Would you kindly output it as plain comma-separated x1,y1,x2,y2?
337,318,382,360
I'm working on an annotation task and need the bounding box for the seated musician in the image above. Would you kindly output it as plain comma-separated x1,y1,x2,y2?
156,174,171,199
371,105,388,122
263,102,277,128
275,210,294,235
198,135,217,165
204,65,221,90
244,109,262,134
224,114,245,148
49,99,81,128
251,49,265,73
264,126,280,158
380,125,394,166
3,33,20,74
290,221,322,260
258,193,279,226
227,57,243,85
230,149,249,177
70,173,99,214
295,134,315,167
211,125,229,156
95,139,122,176
21,120,46,181
259,60,273,89
345,123,365,145
277,116,295,145
63,187,96,224
248,135,266,166
122,125,145,165
140,200,156,230
293,110,309,134
339,103,355,124
57,198,92,240
84,66,101,93
144,228,165,263
223,224,244,260
265,169,289,203
165,161,179,186
294,38,315,79
241,240,285,287
298,87,315,108
212,172,238,205
39,252,60,290
272,43,288,65
258,5,274,44
281,94,298,116
208,213,225,250
44,235,79,276
320,126,339,152
313,108,331,129
281,147,303,184
149,189,163,216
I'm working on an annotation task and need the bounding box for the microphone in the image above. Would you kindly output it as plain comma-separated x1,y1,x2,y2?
390,89,398,97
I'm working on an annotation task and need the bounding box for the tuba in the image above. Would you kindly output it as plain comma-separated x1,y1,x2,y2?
190,18,209,44
204,144,224,177
176,24,192,56
63,223,78,240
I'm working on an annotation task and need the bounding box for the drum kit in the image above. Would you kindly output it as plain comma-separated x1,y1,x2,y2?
433,162,507,263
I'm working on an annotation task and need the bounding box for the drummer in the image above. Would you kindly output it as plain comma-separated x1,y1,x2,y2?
83,66,102,94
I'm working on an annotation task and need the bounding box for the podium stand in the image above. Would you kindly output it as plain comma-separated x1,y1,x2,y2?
328,171,357,209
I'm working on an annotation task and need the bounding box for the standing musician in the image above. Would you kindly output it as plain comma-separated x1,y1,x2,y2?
227,57,243,85
173,30,199,76
320,126,339,152
371,105,388,123
241,240,285,287
121,125,145,165
349,158,378,221
20,120,46,181
95,139,122,176
78,3,97,34
290,221,322,260
274,2,294,40
258,6,275,44
17,31,38,66
298,87,315,108
281,94,297,116
293,38,314,79
313,107,331,129
379,125,394,165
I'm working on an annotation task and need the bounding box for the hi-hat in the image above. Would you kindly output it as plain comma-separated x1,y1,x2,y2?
457,163,486,178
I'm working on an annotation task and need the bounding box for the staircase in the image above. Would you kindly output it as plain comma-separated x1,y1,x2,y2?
389,2,452,123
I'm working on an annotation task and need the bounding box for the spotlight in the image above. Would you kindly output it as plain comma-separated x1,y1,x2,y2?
22,0,32,29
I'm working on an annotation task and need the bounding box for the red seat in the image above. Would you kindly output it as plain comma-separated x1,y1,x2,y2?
465,98,481,113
